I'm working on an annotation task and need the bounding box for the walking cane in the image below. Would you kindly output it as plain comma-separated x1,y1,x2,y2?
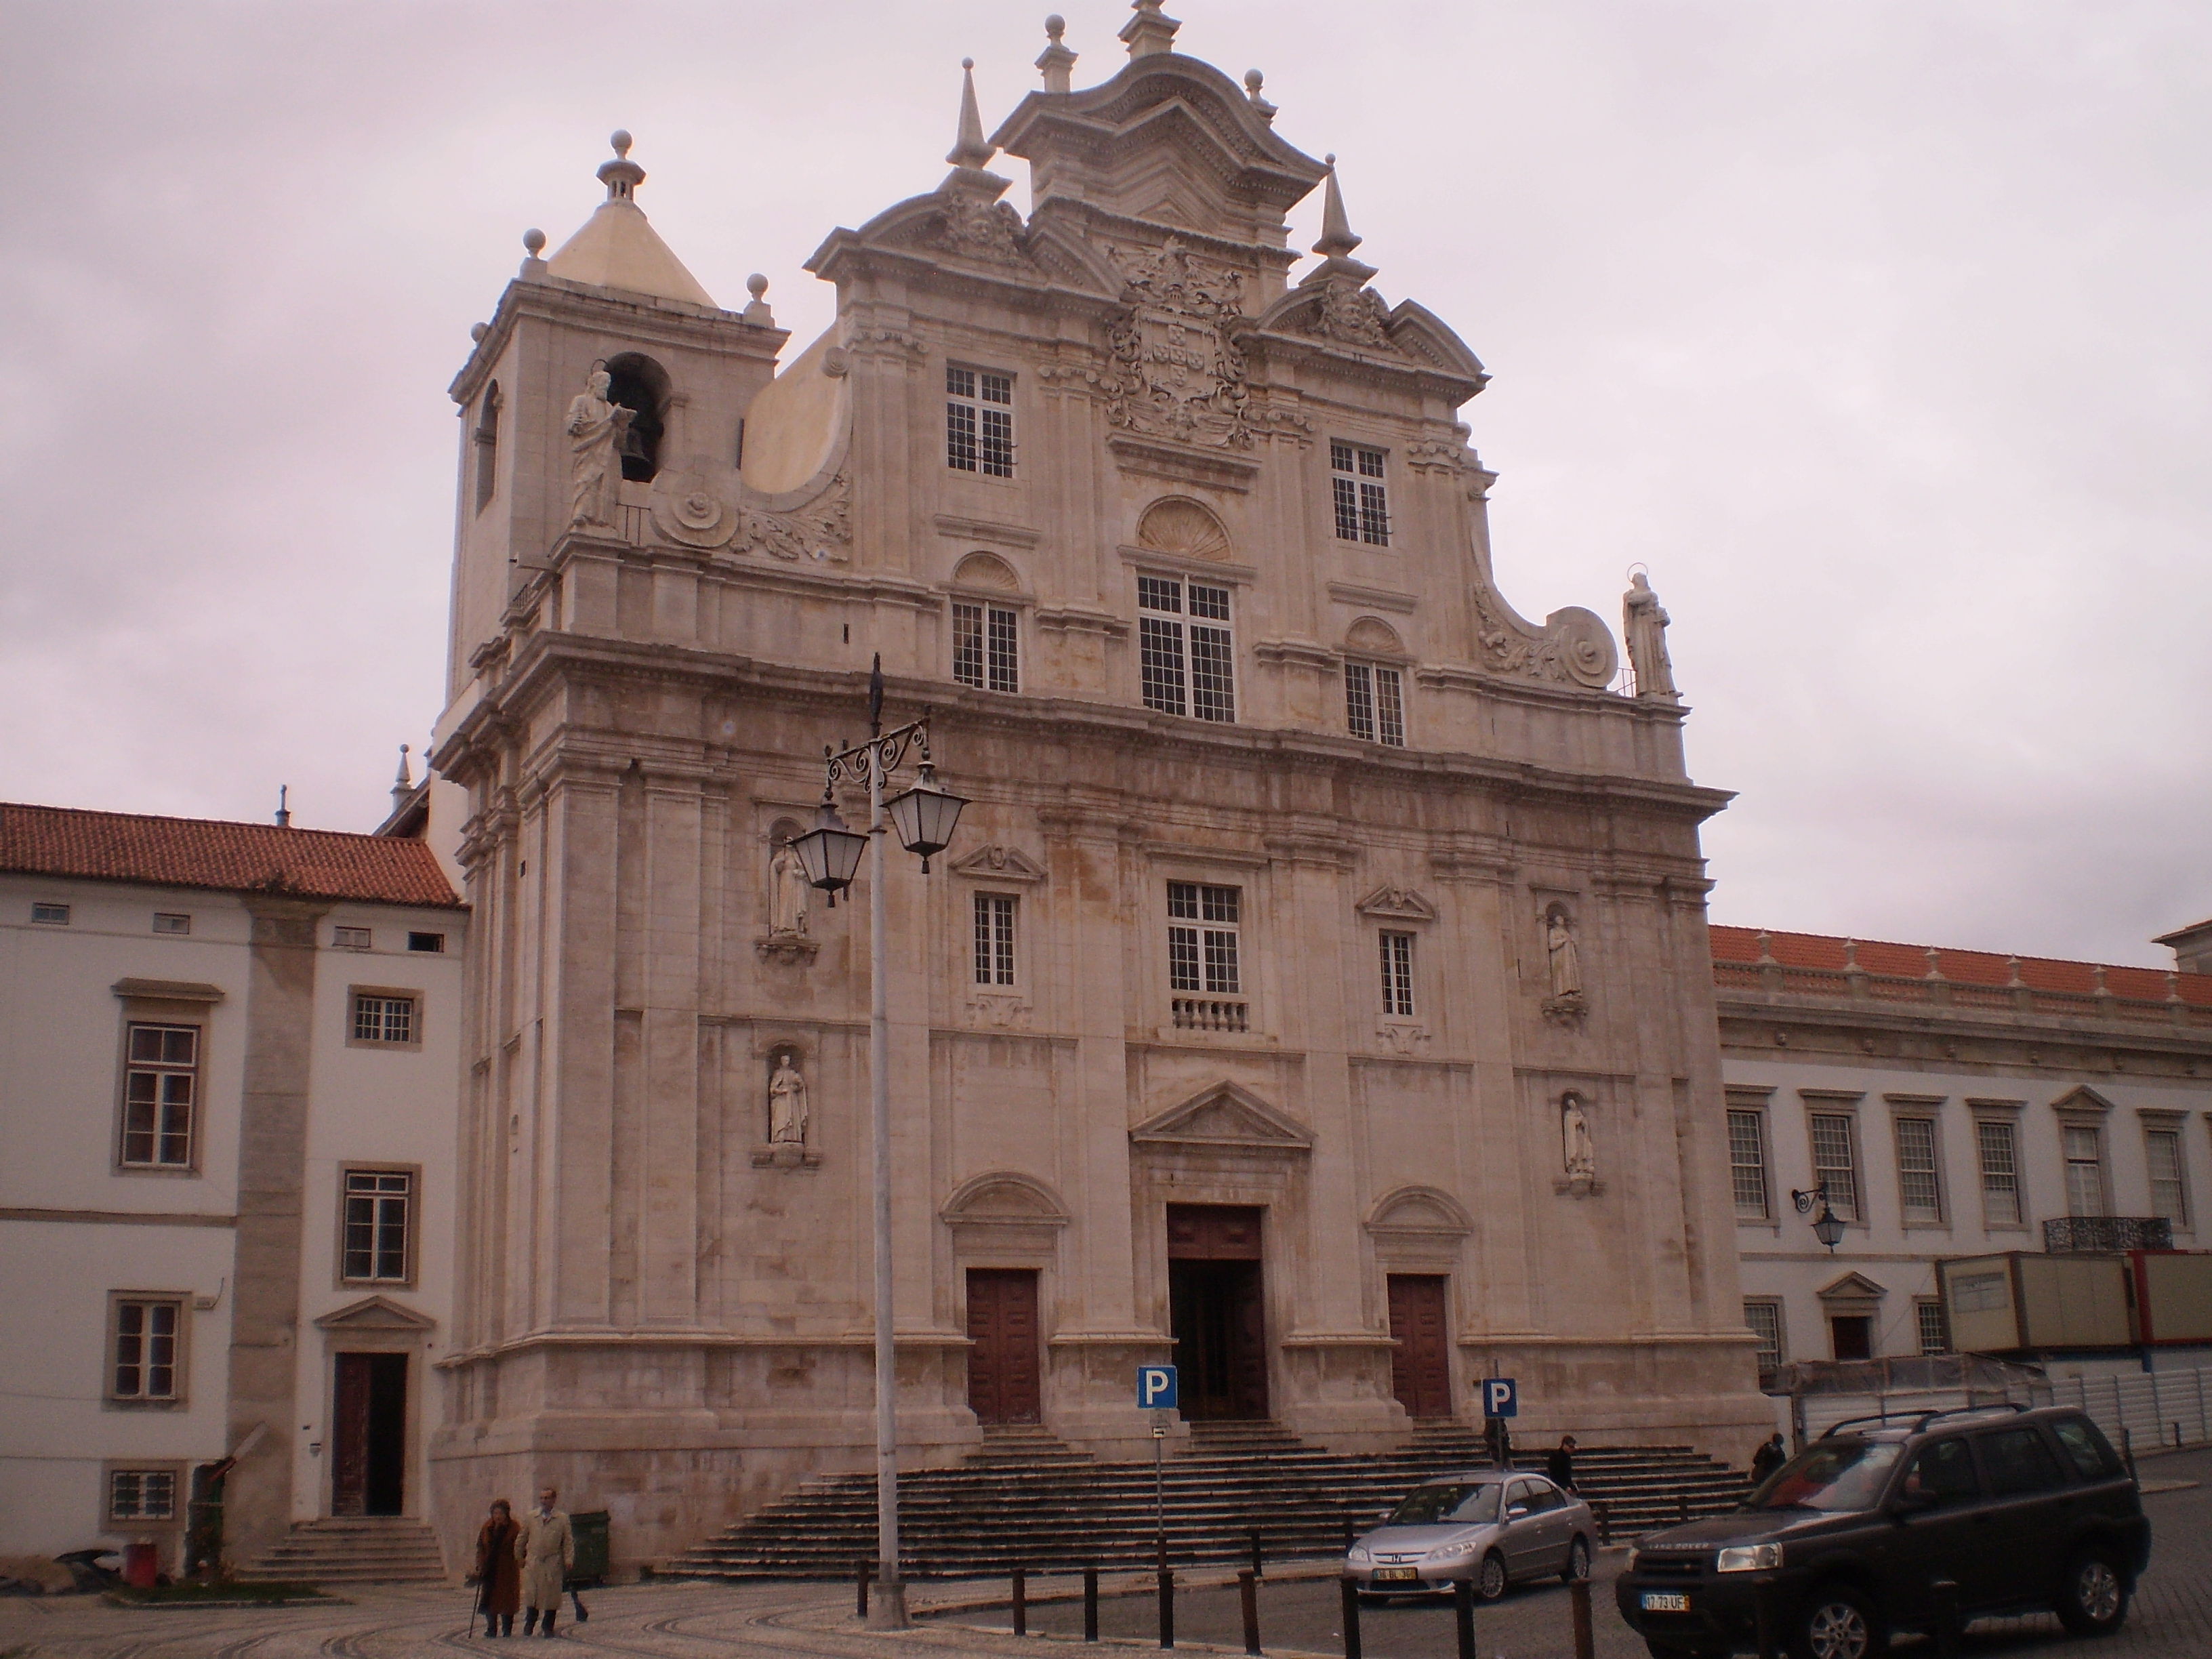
468,1578,482,1639
569,1581,591,1623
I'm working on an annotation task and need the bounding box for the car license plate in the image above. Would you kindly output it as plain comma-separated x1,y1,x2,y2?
1641,1592,1692,1613
1372,1568,1418,1582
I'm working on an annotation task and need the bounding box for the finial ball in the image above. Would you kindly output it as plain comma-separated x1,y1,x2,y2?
1246,68,1264,90
523,227,546,254
962,56,975,70
610,129,633,157
470,323,489,343
1046,13,1065,39
747,272,769,299
1326,153,1337,166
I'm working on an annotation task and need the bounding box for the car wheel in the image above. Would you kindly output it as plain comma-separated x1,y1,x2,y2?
1790,1583,1883,1659
1476,1551,1509,1601
2055,1547,2129,1636
1560,1535,1592,1584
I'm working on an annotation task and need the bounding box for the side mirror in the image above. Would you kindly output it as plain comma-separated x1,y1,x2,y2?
1889,1490,1936,1517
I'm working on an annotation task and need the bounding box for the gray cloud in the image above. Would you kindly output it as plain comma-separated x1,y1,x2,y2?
3,0,2205,963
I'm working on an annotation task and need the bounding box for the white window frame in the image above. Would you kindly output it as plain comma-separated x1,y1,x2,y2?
2144,1120,2190,1229
1727,1106,1773,1221
107,1294,186,1404
1914,1297,1951,1357
1344,660,1406,745
946,365,1015,478
973,892,1017,987
1168,882,1242,996
1891,1109,1946,1225
2062,1122,2108,1218
1378,930,1415,1017
1743,1298,1785,1382
119,1021,201,1170
31,901,70,925
1138,575,1235,723
348,989,422,1049
340,1167,416,1286
1330,441,1391,546
952,600,1020,693
104,1463,184,1528
1806,1104,1863,1223
152,912,191,935
1973,1111,2026,1228
332,925,373,950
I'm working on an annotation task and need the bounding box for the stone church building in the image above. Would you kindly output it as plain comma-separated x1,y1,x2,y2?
429,2,1769,1565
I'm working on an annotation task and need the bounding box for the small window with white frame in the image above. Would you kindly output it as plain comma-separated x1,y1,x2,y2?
2146,1123,2189,1227
349,990,419,1048
946,365,1014,477
1137,576,1235,722
106,1465,180,1526
952,600,1020,693
1975,1115,2024,1226
1378,930,1415,1017
31,901,70,925
1807,1109,1861,1222
152,912,191,935
1344,661,1406,745
973,893,1017,987
1893,1113,1945,1225
1168,882,1242,995
2062,1124,2106,1216
1727,1107,1771,1221
1330,441,1390,545
1914,1297,1950,1356
109,1296,184,1402
332,926,372,951
1743,1298,1784,1385
341,1169,414,1284
121,1023,199,1169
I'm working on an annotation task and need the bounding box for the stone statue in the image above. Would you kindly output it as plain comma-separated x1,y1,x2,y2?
768,840,810,937
1561,1094,1597,1181
565,367,633,527
1622,571,1677,698
1545,908,1583,1000
767,1054,809,1145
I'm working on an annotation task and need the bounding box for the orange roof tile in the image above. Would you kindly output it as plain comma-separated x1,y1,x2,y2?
1711,924,2212,1009
1,802,462,910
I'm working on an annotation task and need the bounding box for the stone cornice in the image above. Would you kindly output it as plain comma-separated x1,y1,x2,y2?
449,274,783,405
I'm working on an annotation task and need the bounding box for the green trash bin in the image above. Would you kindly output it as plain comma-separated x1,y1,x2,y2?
567,1511,610,1588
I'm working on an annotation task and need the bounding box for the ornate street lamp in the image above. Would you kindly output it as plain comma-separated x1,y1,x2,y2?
795,659,966,1630
1790,1179,1848,1251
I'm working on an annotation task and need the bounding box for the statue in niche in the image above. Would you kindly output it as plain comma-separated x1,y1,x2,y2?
1545,907,1583,1000
1561,1093,1597,1181
1622,571,1677,699
565,365,633,528
767,1053,809,1145
768,838,811,937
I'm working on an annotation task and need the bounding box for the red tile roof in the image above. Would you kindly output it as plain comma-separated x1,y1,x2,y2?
1,802,462,909
1712,924,2212,1010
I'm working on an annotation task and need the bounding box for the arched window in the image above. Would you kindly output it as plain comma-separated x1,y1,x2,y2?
472,383,501,514
603,354,670,483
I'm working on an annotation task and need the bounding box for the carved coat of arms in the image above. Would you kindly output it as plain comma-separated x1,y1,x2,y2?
1102,238,1254,449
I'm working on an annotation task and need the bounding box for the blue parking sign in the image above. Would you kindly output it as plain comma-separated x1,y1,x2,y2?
1482,1378,1519,1419
1136,1365,1180,1410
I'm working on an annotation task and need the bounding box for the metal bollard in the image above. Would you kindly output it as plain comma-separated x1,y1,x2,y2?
1250,1528,1265,1578
1677,1493,1689,1523
1754,1582,1776,1659
1239,1569,1261,1656
1929,1580,1960,1659
857,1558,871,1619
1595,1503,1612,1545
1158,1566,1175,1650
1339,1576,1363,1659
2121,1426,2138,1482
1083,1566,1099,1643
1570,1576,1594,1659
1341,1519,1355,1555
1453,1576,1476,1659
1012,1567,1027,1637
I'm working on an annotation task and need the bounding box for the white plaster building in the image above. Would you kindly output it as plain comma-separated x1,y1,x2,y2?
1711,924,2212,1419
0,804,465,1574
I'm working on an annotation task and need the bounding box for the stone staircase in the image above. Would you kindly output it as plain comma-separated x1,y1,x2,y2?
668,1421,1747,1580
232,1517,449,1585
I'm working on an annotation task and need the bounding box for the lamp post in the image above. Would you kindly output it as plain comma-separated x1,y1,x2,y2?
789,663,966,1631
1789,1179,1847,1252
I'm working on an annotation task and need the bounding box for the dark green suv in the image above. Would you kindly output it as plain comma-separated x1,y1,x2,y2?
1614,1405,2150,1659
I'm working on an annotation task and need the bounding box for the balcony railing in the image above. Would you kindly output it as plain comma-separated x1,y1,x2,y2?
2043,1215,2172,1254
1172,998,1249,1033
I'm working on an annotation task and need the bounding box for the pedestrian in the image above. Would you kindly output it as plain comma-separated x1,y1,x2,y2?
1547,1434,1578,1492
1750,1431,1788,1486
472,1500,522,1637
1483,1414,1514,1469
516,1486,573,1638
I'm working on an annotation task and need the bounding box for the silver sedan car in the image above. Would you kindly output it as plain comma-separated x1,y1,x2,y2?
1345,1469,1597,1601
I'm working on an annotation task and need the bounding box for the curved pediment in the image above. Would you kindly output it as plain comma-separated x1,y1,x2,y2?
1366,1185,1474,1237
942,1170,1072,1227
1132,1082,1312,1153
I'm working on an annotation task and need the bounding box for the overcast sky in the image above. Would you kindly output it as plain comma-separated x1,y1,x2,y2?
3,1,2206,965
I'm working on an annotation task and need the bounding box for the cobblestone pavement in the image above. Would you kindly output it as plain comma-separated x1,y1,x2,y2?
1,1448,2202,1659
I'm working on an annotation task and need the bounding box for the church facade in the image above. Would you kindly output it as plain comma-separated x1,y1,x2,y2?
430,3,1769,1568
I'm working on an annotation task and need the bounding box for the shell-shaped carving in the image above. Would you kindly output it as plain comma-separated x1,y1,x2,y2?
1135,496,1231,560
1345,616,1406,659
951,550,1023,592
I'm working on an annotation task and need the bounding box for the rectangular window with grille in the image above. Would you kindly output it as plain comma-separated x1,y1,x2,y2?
1378,930,1415,1017
1168,882,1240,995
1138,576,1187,716
2146,1128,2188,1227
350,993,417,1046
1139,577,1234,722
1809,1112,1860,1221
946,365,1014,476
973,893,1017,987
107,1467,178,1523
121,1023,199,1168
2064,1125,2106,1216
1744,1299,1784,1383
1727,1109,1771,1220
342,1170,413,1283
111,1298,181,1401
1187,582,1235,722
1978,1118,2022,1225
1344,661,1407,745
1330,441,1390,545
1894,1116,1944,1224
1915,1298,1951,1356
952,602,1020,693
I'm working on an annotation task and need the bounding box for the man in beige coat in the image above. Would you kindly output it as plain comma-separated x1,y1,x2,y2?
515,1486,573,1637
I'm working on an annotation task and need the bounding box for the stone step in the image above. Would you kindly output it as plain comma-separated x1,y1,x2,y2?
234,1517,448,1585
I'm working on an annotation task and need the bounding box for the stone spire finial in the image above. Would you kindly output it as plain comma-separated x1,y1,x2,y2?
743,272,775,327
1312,155,1364,259
946,58,998,169
1120,0,1181,59
1038,14,1078,93
392,743,413,808
598,129,646,202
1244,68,1277,123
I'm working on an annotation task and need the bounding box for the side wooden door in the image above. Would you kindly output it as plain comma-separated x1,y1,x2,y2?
966,1269,1042,1425
1387,1275,1452,1419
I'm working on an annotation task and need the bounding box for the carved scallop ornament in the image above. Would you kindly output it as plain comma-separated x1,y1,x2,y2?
1135,496,1232,561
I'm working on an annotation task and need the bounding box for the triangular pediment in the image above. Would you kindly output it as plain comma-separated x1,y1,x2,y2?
314,1294,436,1332
2049,1085,2116,1115
1132,1082,1312,1152
949,844,1048,884
1356,884,1437,922
1816,1272,1888,1303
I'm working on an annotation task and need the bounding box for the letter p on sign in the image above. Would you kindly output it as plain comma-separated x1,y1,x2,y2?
1483,1377,1519,1418
1137,1364,1179,1410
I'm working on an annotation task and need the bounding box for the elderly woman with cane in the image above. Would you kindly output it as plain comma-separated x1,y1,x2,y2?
470,1499,523,1636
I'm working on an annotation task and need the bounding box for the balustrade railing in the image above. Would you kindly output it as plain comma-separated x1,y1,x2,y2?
1172,998,1249,1033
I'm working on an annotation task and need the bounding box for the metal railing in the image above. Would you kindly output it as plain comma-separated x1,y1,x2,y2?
2043,1215,2173,1253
